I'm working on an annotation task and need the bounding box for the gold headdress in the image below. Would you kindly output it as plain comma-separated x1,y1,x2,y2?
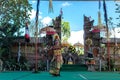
53,33,59,40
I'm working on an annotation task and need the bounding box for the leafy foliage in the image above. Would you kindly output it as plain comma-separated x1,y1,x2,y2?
61,21,71,41
0,0,32,39
68,46,76,54
115,3,120,27
0,0,32,65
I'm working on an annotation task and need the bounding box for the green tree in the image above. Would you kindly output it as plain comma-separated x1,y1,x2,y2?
0,0,32,62
61,21,71,42
29,20,43,37
0,0,32,35
115,3,120,27
68,46,76,54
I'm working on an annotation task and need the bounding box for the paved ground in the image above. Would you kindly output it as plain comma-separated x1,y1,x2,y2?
0,71,120,80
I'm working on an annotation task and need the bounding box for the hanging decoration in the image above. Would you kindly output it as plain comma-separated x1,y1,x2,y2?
49,0,53,13
92,0,102,33
17,42,21,63
25,22,30,43
98,0,102,28
98,11,103,29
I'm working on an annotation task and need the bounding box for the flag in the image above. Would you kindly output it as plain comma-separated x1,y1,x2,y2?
25,22,30,42
17,42,21,62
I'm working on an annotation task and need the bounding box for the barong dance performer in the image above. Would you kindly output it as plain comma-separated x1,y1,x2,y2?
49,34,63,76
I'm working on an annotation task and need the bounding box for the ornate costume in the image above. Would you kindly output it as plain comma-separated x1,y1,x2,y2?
49,34,63,76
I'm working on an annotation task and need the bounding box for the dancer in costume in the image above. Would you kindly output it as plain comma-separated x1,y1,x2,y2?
49,34,63,76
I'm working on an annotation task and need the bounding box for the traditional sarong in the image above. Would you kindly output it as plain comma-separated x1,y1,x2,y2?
49,49,63,76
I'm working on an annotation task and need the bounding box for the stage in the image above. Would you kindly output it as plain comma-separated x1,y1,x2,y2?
0,71,119,80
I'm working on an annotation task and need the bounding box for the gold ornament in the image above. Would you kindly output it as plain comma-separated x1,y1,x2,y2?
86,38,92,46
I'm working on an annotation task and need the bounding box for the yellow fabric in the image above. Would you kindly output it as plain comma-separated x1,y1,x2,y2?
49,49,63,75
68,62,73,64
54,50,61,56
49,69,59,75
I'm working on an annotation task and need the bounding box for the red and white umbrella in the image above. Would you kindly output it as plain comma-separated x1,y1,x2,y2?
40,26,56,35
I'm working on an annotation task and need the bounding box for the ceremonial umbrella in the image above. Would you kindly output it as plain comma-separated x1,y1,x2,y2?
73,42,84,48
61,41,70,47
40,26,56,35
74,42,84,55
